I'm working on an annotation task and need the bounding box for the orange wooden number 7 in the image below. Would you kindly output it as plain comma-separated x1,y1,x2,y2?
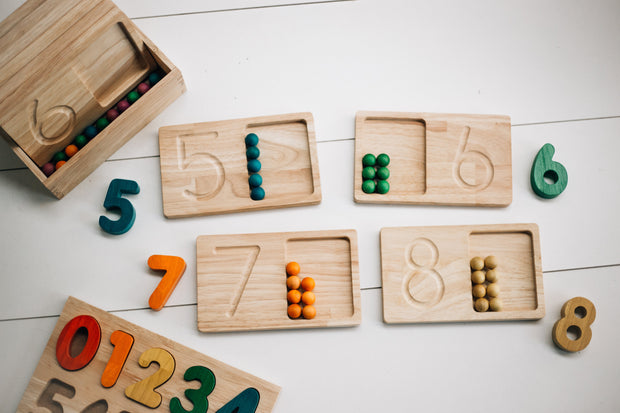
148,255,187,311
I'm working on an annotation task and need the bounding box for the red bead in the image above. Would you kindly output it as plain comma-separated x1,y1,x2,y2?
117,100,130,113
42,162,55,177
106,108,119,122
137,82,150,95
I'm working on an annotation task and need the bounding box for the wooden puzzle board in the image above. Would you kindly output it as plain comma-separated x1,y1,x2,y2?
159,113,322,217
197,229,361,332
17,297,280,412
354,111,512,206
0,0,156,166
381,224,544,323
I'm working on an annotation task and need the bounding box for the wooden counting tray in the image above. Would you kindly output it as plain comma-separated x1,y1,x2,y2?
17,297,280,412
381,224,544,323
197,229,361,332
159,113,322,218
354,111,512,206
0,0,185,198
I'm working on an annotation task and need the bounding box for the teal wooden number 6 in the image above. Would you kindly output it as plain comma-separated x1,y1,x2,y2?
99,179,140,235
530,143,568,199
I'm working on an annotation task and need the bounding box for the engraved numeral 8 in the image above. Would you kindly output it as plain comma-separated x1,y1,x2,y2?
552,297,596,352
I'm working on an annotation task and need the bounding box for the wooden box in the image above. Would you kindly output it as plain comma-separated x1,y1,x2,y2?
17,297,280,412
381,224,544,323
196,229,361,332
354,111,512,206
159,113,322,217
0,0,185,198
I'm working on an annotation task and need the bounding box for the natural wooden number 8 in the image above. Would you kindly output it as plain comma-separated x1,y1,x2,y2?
552,297,596,352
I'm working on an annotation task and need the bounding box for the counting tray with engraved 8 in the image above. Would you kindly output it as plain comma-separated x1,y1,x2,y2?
196,229,362,332
381,224,544,323
354,111,512,206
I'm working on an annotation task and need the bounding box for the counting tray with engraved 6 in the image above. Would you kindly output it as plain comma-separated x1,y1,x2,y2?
381,224,544,323
354,111,512,206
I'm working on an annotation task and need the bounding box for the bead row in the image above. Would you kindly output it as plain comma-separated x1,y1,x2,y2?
285,261,316,319
470,255,502,312
245,133,265,200
41,71,163,177
361,153,391,194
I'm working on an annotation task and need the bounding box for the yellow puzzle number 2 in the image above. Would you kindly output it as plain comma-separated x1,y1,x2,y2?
552,297,596,352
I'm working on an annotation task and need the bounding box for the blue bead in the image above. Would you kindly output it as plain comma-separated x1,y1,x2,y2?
245,133,259,147
250,187,265,200
246,146,260,160
84,125,98,139
248,174,263,188
247,159,261,173
148,72,162,85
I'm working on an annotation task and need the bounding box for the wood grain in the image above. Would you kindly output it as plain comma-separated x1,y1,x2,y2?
17,297,280,412
159,113,322,218
354,111,512,206
0,0,185,198
381,223,544,323
197,229,361,332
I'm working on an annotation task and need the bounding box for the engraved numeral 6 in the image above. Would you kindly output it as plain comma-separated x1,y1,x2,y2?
453,126,493,191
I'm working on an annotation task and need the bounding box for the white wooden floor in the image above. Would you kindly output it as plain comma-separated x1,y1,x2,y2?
1,1,619,411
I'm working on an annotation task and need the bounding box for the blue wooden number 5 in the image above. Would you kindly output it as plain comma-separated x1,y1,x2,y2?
99,179,140,235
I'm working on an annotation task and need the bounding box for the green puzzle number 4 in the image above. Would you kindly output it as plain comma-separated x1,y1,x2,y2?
530,143,568,199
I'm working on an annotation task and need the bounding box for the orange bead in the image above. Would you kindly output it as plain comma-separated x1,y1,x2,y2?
301,277,315,291
287,304,302,319
301,291,315,305
302,305,316,319
55,160,66,169
287,289,301,304
286,261,300,276
286,275,301,290
65,144,78,158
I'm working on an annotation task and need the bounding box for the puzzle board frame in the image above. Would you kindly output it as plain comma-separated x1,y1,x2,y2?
159,113,322,218
354,111,512,206
17,297,280,412
197,229,361,332
381,223,544,323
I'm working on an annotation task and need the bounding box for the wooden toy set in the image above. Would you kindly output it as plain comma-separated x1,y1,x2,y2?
17,297,280,412
0,0,185,198
196,230,361,332
380,223,545,323
158,113,322,218
354,111,512,206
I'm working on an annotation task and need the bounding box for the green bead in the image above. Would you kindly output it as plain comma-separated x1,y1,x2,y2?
362,154,376,167
52,151,68,163
74,135,88,148
245,133,259,147
246,146,260,160
362,180,376,193
377,153,390,167
248,174,262,188
362,166,376,180
376,180,390,194
376,166,390,180
96,117,109,131
127,90,140,104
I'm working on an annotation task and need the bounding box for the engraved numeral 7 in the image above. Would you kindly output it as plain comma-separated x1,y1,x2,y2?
214,246,260,317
